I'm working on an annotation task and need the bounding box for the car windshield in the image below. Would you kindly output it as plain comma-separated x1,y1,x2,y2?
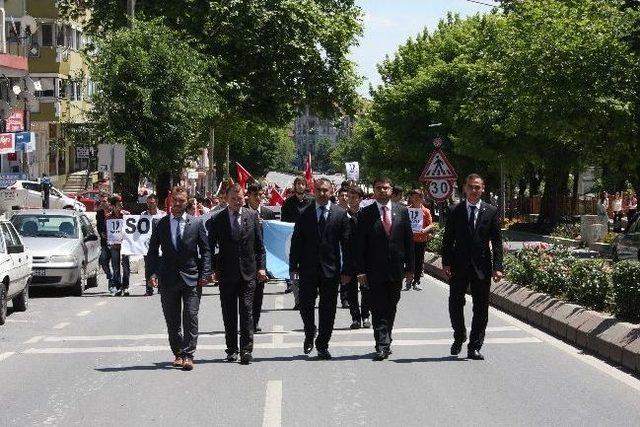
11,215,78,239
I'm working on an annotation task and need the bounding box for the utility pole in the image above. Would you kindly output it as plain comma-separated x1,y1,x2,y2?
208,127,216,195
225,143,230,180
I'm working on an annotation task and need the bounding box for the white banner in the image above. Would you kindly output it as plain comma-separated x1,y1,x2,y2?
408,208,424,233
121,215,157,256
345,161,359,181
106,218,124,245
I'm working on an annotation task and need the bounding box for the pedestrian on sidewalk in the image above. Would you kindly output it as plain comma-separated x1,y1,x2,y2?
628,191,638,225
336,186,351,309
289,178,352,359
612,192,623,232
147,186,212,371
106,195,131,296
442,173,504,361
357,177,414,361
406,189,434,291
345,186,371,330
141,194,166,296
207,184,267,365
96,193,113,288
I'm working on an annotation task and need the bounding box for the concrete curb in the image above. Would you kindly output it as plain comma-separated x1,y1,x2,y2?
424,251,640,373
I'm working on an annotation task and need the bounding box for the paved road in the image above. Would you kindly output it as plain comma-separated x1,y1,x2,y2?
2,271,640,426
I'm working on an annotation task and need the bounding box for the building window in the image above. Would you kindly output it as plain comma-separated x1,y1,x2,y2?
75,30,82,50
41,23,53,47
56,23,64,46
34,78,56,98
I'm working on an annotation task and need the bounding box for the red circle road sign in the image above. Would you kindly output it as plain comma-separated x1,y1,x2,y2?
426,179,455,202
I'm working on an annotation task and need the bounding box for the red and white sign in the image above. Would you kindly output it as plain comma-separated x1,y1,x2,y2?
0,133,16,155
419,148,457,181
426,179,454,202
6,110,24,132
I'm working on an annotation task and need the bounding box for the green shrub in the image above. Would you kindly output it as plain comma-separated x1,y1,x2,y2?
567,259,611,311
550,223,581,240
426,223,443,255
611,261,640,322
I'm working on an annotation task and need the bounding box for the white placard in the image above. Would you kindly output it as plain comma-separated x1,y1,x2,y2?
345,161,359,181
106,218,124,245
408,208,424,233
121,215,158,255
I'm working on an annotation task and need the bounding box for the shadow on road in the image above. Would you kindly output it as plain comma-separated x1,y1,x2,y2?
391,356,467,363
95,362,175,372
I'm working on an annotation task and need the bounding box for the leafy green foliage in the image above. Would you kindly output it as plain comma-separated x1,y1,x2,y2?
425,223,443,255
611,261,640,321
567,260,611,311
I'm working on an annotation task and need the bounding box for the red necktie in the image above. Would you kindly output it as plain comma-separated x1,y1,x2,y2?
382,206,392,235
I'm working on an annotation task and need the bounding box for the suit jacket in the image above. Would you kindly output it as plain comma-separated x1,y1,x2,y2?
442,200,503,280
281,194,313,223
206,207,266,282
289,202,352,280
147,214,212,286
258,205,276,220
357,201,415,283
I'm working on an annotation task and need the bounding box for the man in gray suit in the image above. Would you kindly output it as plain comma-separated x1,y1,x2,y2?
147,186,212,371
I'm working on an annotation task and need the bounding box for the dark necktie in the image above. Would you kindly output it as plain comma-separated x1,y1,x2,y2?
174,217,182,249
468,205,477,231
318,205,326,236
232,211,240,240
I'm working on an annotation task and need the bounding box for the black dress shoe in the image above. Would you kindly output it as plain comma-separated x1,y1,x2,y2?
240,352,253,365
467,349,485,360
303,336,314,354
350,320,361,329
341,300,349,309
450,340,464,356
373,350,386,361
225,352,239,362
255,325,262,332
317,349,332,360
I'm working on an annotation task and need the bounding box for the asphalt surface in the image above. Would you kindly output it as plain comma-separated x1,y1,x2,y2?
2,271,640,426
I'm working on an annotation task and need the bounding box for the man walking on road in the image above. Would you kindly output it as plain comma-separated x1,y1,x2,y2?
106,196,131,296
96,193,113,288
357,177,414,361
141,194,166,296
207,184,267,364
147,186,212,371
346,186,370,329
442,173,503,361
289,178,352,359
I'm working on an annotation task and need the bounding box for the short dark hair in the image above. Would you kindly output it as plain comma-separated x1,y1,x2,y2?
337,186,349,195
247,183,263,195
108,195,122,206
146,193,157,201
225,183,244,195
392,186,404,196
315,177,332,188
465,173,484,185
348,186,364,198
372,177,393,187
293,176,307,187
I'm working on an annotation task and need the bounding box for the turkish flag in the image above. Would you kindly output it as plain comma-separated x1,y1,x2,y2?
305,152,314,192
165,190,173,215
235,162,254,190
269,188,285,206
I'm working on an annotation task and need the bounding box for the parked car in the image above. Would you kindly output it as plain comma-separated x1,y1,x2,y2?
10,210,100,296
0,220,33,325
612,213,640,262
0,180,86,212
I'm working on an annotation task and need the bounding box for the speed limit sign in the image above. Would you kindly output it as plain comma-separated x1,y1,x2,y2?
426,179,454,202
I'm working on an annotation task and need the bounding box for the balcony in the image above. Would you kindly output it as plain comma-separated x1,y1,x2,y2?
0,14,28,77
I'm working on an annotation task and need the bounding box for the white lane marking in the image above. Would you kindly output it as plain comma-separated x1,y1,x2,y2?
6,319,29,323
95,301,108,306
272,325,284,346
53,322,70,329
0,352,15,362
37,327,521,342
76,311,91,317
262,380,283,427
274,296,284,310
427,275,640,392
23,336,45,344
23,338,541,354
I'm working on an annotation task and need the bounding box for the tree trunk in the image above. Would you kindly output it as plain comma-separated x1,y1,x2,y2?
156,171,172,208
118,164,140,204
538,165,570,228
571,169,580,216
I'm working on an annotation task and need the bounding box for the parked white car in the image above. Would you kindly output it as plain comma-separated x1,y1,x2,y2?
0,180,86,213
10,210,100,296
0,220,33,325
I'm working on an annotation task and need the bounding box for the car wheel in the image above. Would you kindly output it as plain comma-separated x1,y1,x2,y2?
72,266,87,296
0,283,7,325
87,269,98,288
12,281,28,312
63,205,74,210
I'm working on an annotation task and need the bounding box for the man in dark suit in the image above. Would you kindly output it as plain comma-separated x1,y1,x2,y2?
345,186,370,329
442,173,504,360
289,178,351,359
246,183,275,333
357,177,414,361
207,183,267,365
147,186,212,371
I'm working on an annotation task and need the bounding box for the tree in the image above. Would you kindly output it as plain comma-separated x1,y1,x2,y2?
88,19,218,201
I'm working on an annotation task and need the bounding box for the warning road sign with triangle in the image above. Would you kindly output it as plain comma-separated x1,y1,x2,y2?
419,148,457,181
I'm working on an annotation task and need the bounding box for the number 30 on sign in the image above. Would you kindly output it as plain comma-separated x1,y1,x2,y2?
426,179,454,202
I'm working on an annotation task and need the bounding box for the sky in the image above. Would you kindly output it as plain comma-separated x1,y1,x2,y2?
352,0,495,97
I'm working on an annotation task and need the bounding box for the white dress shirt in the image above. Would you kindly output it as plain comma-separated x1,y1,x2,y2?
375,200,392,221
466,200,482,228
228,207,243,229
170,212,187,248
315,201,331,221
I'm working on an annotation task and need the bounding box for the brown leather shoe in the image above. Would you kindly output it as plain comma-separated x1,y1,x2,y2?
182,357,194,371
172,356,184,367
